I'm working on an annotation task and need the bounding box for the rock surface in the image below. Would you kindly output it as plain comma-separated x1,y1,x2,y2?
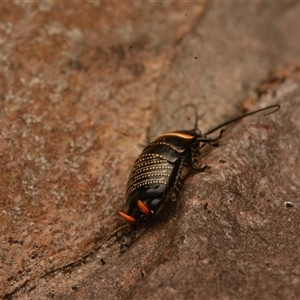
1,2,300,299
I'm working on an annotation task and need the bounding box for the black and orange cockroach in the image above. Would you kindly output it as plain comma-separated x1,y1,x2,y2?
119,104,280,240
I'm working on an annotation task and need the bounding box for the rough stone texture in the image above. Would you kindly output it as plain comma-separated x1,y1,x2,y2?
0,2,299,300
126,76,300,300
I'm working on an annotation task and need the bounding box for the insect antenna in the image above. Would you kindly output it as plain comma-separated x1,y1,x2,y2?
173,103,199,130
204,104,280,137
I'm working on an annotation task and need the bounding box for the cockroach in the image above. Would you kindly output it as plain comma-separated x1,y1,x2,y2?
118,104,280,240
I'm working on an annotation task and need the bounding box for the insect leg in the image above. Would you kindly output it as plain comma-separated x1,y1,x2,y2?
197,128,225,144
206,129,225,147
131,226,136,244
191,129,225,171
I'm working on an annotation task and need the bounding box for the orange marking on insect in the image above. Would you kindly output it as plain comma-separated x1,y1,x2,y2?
118,211,136,223
137,200,151,215
160,132,195,139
